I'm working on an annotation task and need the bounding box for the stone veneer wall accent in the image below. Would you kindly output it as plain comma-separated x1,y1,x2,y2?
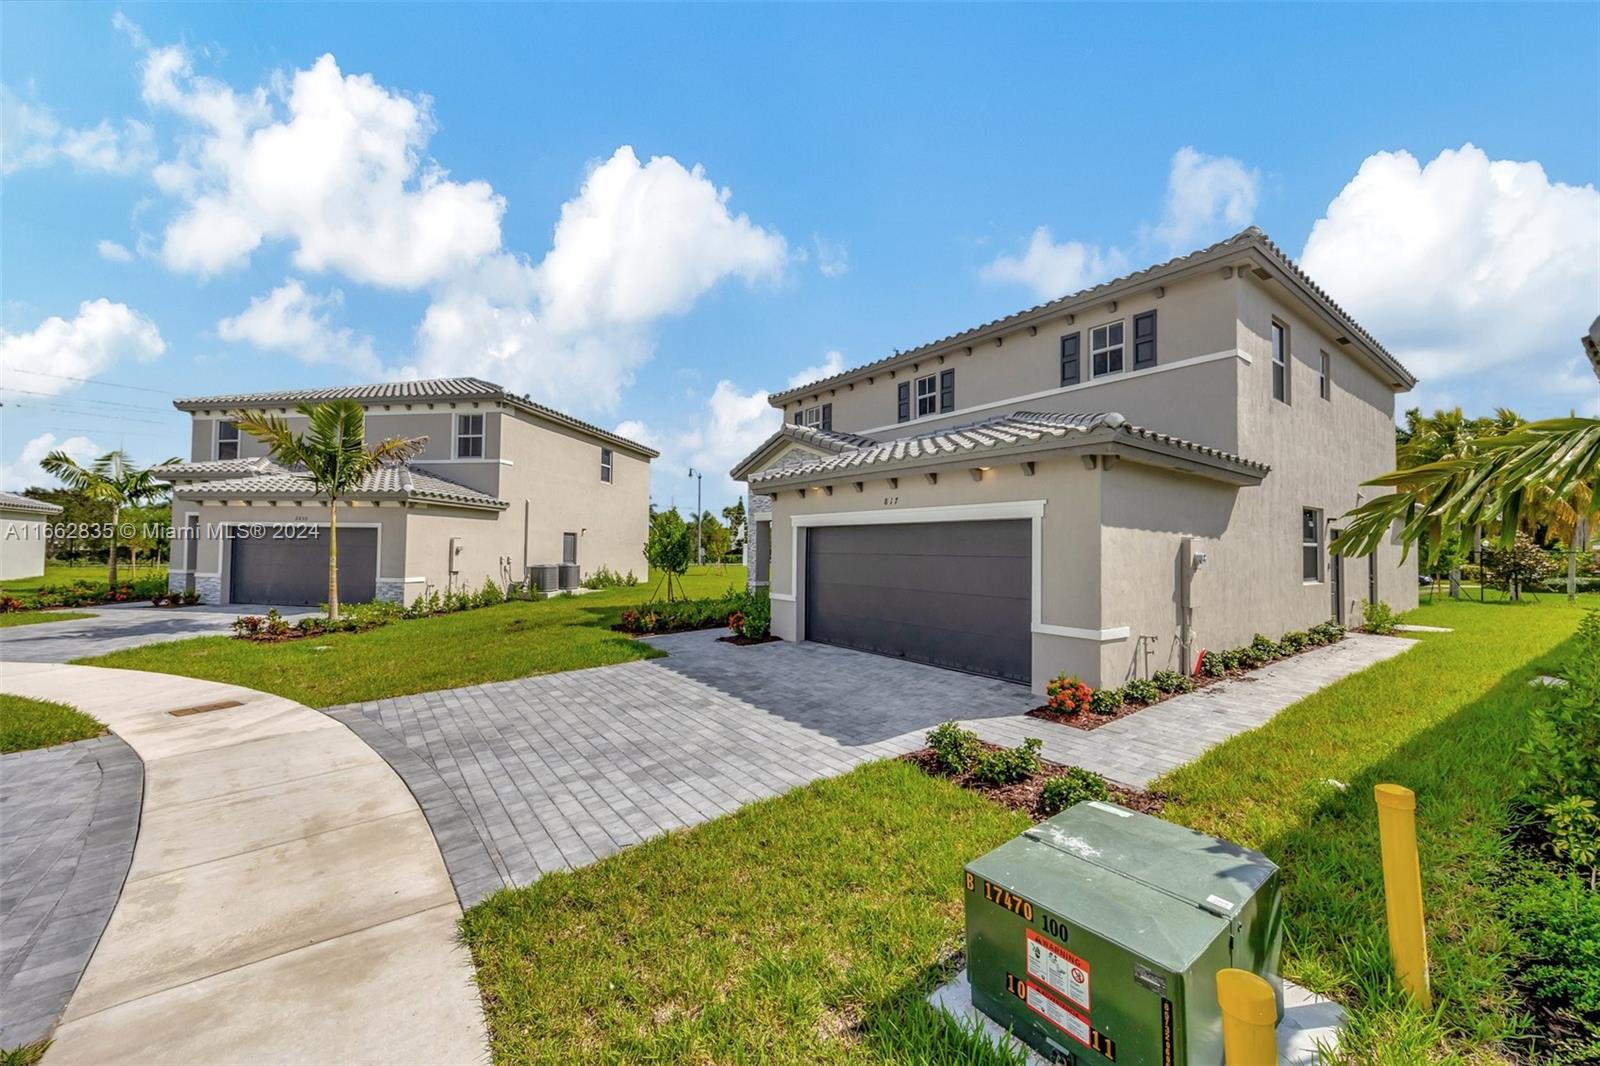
193,574,223,605
375,579,406,604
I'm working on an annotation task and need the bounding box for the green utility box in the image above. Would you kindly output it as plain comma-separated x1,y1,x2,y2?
964,801,1282,1065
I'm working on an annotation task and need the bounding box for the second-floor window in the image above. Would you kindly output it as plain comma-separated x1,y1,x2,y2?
216,420,239,461
915,374,938,417
1319,351,1331,400
600,447,613,483
1091,322,1125,378
793,404,832,430
456,413,484,458
897,369,954,422
1272,320,1290,403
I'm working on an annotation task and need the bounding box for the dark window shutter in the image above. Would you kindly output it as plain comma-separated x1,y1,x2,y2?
1133,311,1157,369
793,410,803,425
821,403,832,431
897,381,910,422
938,369,955,412
1060,333,1081,385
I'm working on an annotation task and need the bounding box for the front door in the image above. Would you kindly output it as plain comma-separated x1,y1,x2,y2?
1329,528,1344,623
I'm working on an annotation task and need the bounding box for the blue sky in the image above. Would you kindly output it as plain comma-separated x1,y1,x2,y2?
3,3,1597,509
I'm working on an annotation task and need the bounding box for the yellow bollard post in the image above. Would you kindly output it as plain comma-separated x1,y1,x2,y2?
1374,783,1432,1008
1217,968,1278,1064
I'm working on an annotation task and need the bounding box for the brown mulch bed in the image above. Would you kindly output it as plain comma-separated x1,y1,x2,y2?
902,742,1164,820
717,634,781,646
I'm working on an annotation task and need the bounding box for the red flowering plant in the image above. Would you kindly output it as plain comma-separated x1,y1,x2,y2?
1045,673,1093,716
728,610,746,634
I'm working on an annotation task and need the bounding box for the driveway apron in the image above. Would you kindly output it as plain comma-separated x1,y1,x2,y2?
0,663,488,1066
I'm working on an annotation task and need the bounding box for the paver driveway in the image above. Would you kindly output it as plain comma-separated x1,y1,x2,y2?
0,602,319,663
327,631,1038,905
329,628,1414,907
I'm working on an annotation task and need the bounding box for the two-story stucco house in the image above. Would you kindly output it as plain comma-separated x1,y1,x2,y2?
732,227,1418,692
159,378,656,606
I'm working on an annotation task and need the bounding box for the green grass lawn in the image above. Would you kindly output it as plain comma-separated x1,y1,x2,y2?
1,562,167,594
0,610,96,628
1156,592,1599,1063
76,566,748,708
463,760,1030,1066
0,694,106,753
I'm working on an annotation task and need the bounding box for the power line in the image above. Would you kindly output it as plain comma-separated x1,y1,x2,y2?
1,369,177,396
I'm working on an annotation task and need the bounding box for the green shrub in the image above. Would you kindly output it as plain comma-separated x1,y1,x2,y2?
971,738,1042,786
476,577,505,607
1361,599,1398,635
1279,630,1310,654
926,721,982,775
1040,767,1109,815
1123,677,1160,704
726,589,772,639
1200,651,1228,678
1221,648,1247,671
619,593,747,634
1503,870,1600,1051
1308,620,1346,645
1247,633,1281,663
1152,669,1194,695
582,565,639,590
1,575,168,611
1089,687,1124,716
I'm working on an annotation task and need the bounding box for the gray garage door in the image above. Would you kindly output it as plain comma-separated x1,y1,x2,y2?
804,520,1031,683
229,527,377,606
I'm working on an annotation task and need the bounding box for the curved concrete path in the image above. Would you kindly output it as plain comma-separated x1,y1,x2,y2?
0,663,488,1066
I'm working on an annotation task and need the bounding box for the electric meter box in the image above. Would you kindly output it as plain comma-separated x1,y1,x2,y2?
964,801,1283,1065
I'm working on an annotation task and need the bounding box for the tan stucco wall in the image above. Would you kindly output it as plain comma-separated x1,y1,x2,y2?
784,271,1242,445
0,511,51,580
179,499,410,603
491,408,651,581
180,397,654,588
402,504,517,597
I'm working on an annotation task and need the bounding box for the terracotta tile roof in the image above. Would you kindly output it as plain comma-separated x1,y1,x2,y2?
151,457,288,479
173,377,659,458
770,226,1414,405
0,491,64,515
171,464,509,510
728,422,881,480
746,410,1268,486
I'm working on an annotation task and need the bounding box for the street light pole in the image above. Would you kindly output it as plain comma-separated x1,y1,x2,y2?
688,468,703,565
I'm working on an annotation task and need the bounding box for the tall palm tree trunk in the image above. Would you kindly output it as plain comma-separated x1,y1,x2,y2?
108,503,121,587
1571,516,1588,604
327,503,340,621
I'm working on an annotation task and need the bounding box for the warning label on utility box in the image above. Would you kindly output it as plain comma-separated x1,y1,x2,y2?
1026,929,1091,1010
1024,981,1092,1048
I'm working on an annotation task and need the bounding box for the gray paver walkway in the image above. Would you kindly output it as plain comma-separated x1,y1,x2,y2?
0,735,142,1049
0,601,320,663
330,629,1414,906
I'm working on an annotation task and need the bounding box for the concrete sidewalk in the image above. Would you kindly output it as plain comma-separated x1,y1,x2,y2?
0,663,488,1066
0,602,319,663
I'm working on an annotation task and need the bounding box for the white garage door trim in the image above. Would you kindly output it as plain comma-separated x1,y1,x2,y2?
780,500,1129,642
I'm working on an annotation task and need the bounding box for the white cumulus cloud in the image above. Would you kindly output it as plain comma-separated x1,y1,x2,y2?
0,432,103,491
217,279,380,374
142,47,505,286
1300,144,1600,389
96,240,134,262
1,299,166,399
787,350,846,389
1148,146,1259,251
0,84,155,176
812,234,850,278
980,227,1129,301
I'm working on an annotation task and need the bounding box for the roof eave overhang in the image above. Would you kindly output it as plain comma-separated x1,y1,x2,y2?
749,431,1267,492
729,425,855,481
768,242,1254,407
171,489,509,512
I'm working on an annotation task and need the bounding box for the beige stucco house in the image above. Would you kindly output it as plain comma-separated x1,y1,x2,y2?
159,377,656,606
732,227,1418,692
0,492,64,581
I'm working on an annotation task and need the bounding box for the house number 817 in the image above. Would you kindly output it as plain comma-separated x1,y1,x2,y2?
882,496,899,506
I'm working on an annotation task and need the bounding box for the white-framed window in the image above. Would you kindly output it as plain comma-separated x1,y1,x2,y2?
915,374,937,417
455,413,484,458
1318,350,1331,401
1091,321,1125,378
802,407,822,428
600,447,613,483
1272,320,1290,403
216,420,239,461
1302,507,1322,582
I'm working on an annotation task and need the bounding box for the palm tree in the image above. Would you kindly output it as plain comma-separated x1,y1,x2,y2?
234,400,425,620
1336,416,1599,601
40,449,177,587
